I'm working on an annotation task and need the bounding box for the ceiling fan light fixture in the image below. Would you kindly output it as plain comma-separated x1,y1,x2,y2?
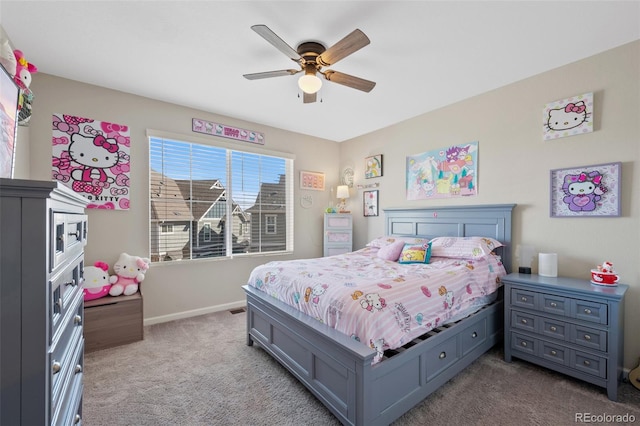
298,74,322,94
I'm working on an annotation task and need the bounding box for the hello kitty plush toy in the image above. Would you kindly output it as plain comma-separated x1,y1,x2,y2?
83,261,112,301
109,253,150,296
13,49,37,90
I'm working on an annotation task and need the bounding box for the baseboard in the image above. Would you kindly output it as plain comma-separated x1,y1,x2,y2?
144,300,246,326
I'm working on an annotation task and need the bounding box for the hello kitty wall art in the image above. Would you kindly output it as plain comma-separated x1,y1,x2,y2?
543,92,593,140
52,113,131,210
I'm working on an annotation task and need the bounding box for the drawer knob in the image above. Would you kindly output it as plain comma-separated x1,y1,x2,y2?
439,351,446,359
551,350,557,356
74,414,81,424
65,279,77,287
584,334,591,341
584,308,592,315
521,319,528,324
75,364,83,374
521,341,527,347
74,314,82,325
550,302,557,308
55,298,63,310
584,360,591,366
52,361,62,374
520,296,528,302
471,331,478,338
68,230,80,238
550,326,557,332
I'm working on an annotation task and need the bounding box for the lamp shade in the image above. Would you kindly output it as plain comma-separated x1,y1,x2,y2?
336,185,350,199
298,74,322,94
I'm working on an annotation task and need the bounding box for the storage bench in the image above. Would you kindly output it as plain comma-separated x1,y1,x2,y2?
84,292,143,352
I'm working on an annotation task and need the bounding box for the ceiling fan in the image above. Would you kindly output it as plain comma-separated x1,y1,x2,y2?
243,25,376,103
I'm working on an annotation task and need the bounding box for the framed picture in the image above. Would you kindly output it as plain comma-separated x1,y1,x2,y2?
550,162,621,217
363,190,378,217
365,154,383,179
0,63,20,178
299,170,325,191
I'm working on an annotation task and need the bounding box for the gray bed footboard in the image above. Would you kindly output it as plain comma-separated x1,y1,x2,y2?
244,284,504,425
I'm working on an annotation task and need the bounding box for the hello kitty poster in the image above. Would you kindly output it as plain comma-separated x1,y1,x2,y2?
406,142,478,200
52,113,130,210
543,92,593,140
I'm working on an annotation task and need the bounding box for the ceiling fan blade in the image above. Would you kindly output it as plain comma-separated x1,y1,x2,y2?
316,29,370,67
251,24,301,61
243,69,300,80
324,70,376,93
303,92,317,104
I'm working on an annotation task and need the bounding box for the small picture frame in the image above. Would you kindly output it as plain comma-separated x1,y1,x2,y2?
365,154,383,179
550,162,621,217
299,170,325,191
363,190,379,217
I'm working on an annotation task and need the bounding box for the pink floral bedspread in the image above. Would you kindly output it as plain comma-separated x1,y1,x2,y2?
247,247,506,363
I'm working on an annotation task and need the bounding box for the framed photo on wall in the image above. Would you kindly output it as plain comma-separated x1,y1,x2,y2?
363,190,378,217
299,170,325,191
550,162,621,217
365,154,383,179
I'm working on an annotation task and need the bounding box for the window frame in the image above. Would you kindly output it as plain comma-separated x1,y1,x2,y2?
147,129,295,263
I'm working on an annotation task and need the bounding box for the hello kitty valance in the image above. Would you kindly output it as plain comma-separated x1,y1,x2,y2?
52,113,130,210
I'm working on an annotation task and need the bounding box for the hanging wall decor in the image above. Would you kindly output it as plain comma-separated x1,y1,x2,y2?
52,113,131,210
365,154,383,178
406,141,478,200
299,170,325,191
192,118,265,145
543,92,593,140
363,190,378,217
550,162,621,217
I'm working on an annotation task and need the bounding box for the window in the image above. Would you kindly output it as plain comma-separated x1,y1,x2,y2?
149,132,294,263
265,215,277,234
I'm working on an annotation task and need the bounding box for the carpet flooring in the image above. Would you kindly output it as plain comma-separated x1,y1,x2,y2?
83,309,640,425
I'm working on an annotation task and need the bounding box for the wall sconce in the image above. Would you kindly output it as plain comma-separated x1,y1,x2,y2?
336,185,350,213
298,64,322,94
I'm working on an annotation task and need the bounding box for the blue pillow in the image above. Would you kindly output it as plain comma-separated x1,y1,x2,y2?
398,241,432,264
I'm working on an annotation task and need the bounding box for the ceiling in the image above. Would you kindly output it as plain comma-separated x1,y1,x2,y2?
2,1,639,142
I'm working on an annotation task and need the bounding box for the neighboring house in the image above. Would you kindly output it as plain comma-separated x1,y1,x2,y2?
150,170,249,261
245,174,287,253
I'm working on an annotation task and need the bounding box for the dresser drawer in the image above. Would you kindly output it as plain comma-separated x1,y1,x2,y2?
573,299,607,324
540,339,570,366
572,350,607,378
425,335,459,381
51,212,87,273
50,258,83,343
50,299,84,418
572,324,606,351
540,317,568,341
510,288,536,310
52,337,83,426
511,332,536,356
511,310,536,333
540,293,569,316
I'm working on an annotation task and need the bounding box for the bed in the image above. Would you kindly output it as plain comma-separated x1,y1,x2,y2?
244,204,515,425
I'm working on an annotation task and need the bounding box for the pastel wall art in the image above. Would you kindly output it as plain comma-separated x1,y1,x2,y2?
406,142,478,200
543,92,593,140
52,114,130,210
550,162,621,217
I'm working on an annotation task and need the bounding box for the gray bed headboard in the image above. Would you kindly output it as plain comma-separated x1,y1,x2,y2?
384,204,516,273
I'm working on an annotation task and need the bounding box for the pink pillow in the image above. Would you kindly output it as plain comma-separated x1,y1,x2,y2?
376,240,406,261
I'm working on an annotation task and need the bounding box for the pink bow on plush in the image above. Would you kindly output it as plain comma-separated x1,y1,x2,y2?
565,102,586,114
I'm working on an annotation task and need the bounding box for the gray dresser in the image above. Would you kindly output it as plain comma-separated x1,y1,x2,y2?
323,213,352,256
503,273,628,401
0,179,88,425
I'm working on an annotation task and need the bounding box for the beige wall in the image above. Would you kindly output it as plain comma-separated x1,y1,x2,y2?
340,40,639,369
23,74,341,323
19,40,639,368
